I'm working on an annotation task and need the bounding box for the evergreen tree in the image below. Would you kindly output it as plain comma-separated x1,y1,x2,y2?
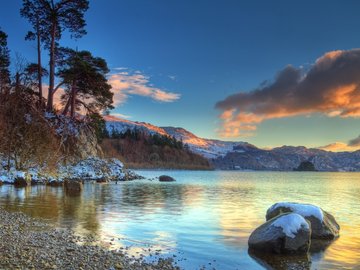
57,48,113,117
20,1,47,107
20,0,89,112
88,112,108,143
0,28,10,94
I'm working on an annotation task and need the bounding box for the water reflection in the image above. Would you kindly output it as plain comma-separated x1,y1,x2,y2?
248,250,311,270
0,171,359,270
248,239,335,270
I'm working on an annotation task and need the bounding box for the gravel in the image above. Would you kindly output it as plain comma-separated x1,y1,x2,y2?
0,208,180,270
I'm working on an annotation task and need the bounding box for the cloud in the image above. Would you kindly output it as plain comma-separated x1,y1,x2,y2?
216,49,360,138
108,113,131,119
318,133,360,152
318,142,355,152
348,135,360,147
108,70,181,105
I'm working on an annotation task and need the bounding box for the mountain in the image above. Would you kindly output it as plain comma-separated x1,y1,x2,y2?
104,115,360,171
105,115,248,159
213,145,360,171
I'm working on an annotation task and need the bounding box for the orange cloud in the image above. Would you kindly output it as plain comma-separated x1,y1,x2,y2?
317,142,360,152
216,49,360,138
108,70,180,105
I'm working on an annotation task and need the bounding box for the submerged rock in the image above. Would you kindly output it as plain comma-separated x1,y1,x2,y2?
266,202,340,239
248,249,311,270
248,213,311,254
64,179,83,195
159,175,176,182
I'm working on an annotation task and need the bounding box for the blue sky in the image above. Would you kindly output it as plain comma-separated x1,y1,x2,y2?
1,0,360,150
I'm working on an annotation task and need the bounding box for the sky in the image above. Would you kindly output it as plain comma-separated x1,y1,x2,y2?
1,0,360,150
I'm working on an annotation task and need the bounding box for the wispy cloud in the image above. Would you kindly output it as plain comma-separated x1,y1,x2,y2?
216,49,360,138
108,69,181,105
108,113,132,119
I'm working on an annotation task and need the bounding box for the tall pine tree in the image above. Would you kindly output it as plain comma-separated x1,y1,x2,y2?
20,0,89,112
0,28,10,94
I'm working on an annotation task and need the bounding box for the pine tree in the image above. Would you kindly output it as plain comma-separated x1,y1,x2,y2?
57,48,113,117
0,28,10,94
20,0,89,112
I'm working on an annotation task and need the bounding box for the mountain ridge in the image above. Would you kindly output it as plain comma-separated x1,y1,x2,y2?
104,115,360,171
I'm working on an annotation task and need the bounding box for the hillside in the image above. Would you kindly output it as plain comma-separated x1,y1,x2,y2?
100,127,211,170
104,115,360,171
105,115,247,159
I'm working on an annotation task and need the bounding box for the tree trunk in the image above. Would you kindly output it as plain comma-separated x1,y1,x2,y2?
36,19,43,108
70,81,77,118
47,22,56,112
62,95,71,116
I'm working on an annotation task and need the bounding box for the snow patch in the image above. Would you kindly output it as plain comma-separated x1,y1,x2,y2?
268,202,324,221
271,213,309,238
0,156,125,183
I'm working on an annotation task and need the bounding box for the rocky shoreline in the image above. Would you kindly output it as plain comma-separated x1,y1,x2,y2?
0,208,180,270
0,157,145,186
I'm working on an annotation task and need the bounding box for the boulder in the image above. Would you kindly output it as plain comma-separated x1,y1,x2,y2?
266,202,340,239
13,172,31,187
96,177,109,183
124,170,145,181
0,180,3,186
248,213,311,254
64,179,83,195
159,175,176,182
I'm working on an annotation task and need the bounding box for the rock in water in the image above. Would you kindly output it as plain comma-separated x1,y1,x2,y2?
266,202,340,239
64,179,83,195
159,175,176,182
248,249,311,270
248,213,311,254
14,172,31,187
96,177,109,183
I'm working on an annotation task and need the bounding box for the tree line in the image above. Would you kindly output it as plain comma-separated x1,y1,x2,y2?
108,128,186,150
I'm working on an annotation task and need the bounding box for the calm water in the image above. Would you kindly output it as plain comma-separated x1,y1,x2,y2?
0,171,360,270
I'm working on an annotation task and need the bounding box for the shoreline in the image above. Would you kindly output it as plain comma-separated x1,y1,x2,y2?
0,208,180,270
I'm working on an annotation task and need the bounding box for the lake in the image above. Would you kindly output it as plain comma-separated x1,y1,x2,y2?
0,171,359,270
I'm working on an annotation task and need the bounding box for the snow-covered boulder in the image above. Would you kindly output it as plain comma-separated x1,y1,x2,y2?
64,157,125,181
248,213,311,254
266,202,340,239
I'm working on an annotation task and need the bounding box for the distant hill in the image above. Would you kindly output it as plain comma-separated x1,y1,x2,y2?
104,115,360,171
104,115,248,159
101,120,211,170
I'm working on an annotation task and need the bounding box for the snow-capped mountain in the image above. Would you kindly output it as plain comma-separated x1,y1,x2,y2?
104,115,360,171
104,115,168,136
104,115,246,158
